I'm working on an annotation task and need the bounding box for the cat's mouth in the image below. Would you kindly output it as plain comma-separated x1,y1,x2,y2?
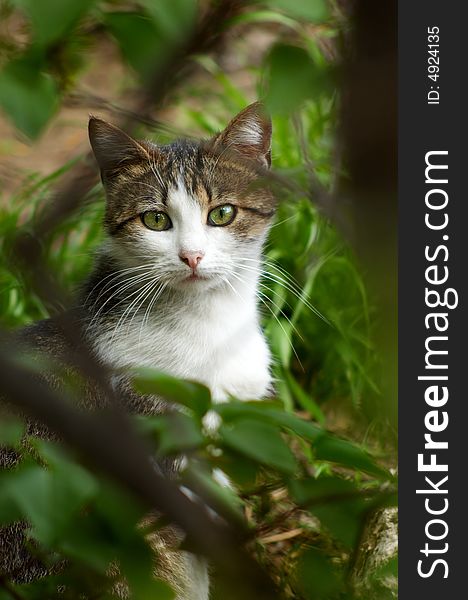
182,272,208,283
172,269,220,290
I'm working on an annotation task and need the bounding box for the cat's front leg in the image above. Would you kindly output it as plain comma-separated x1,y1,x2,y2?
203,332,272,432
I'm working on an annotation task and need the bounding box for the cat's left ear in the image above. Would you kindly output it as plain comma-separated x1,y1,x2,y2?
215,102,272,168
88,117,150,177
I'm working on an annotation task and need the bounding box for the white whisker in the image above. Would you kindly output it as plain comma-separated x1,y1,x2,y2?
228,270,304,370
139,281,168,344
148,155,166,190
110,278,159,345
83,263,153,308
86,272,156,332
236,260,330,325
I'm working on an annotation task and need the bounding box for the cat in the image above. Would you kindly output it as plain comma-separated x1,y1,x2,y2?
0,102,276,600
85,102,274,405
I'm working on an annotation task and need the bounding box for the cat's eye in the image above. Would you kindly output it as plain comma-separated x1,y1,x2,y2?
207,204,237,227
141,211,172,231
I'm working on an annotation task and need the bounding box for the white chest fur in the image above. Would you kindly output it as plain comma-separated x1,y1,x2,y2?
93,285,272,403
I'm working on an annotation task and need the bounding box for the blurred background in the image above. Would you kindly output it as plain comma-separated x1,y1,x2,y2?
0,1,397,599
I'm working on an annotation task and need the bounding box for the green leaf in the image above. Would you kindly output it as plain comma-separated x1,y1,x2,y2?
215,448,259,488
0,417,24,447
133,368,211,417
289,477,367,547
131,577,175,600
297,547,343,599
0,55,59,138
284,371,326,424
138,413,204,456
104,12,166,78
182,465,245,523
142,0,197,40
265,44,330,114
4,467,57,543
9,574,81,600
215,400,323,442
220,419,297,474
94,481,146,542
119,537,175,600
227,9,300,30
215,401,388,478
59,515,118,572
0,473,23,524
267,409,323,442
215,400,282,421
4,446,98,545
267,317,293,367
314,435,390,479
14,0,96,45
263,0,329,23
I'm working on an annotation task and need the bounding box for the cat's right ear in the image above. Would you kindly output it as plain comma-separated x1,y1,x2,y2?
88,117,149,177
214,102,272,168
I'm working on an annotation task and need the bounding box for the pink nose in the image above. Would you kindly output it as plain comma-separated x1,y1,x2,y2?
179,250,204,270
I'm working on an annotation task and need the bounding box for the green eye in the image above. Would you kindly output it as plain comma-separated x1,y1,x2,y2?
208,204,237,226
141,211,172,231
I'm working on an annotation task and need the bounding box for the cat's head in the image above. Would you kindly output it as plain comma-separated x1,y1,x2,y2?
88,103,275,293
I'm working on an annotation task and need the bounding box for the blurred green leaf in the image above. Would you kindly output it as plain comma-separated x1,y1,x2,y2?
0,417,24,447
94,481,146,541
314,435,390,479
215,448,259,488
142,0,197,40
0,55,58,138
284,370,326,424
59,515,118,573
297,547,343,599
215,400,322,441
290,476,367,547
104,12,165,78
262,0,329,23
133,368,211,418
183,465,245,523
265,44,330,114
267,316,293,367
220,418,297,474
119,538,175,600
138,413,204,455
14,0,96,46
0,473,23,524
228,9,300,30
4,446,98,545
216,401,388,478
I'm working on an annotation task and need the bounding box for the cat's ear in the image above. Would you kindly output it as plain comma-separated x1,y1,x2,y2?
215,102,272,168
88,117,149,176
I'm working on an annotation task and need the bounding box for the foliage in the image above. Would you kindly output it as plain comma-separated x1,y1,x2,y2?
0,1,397,599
